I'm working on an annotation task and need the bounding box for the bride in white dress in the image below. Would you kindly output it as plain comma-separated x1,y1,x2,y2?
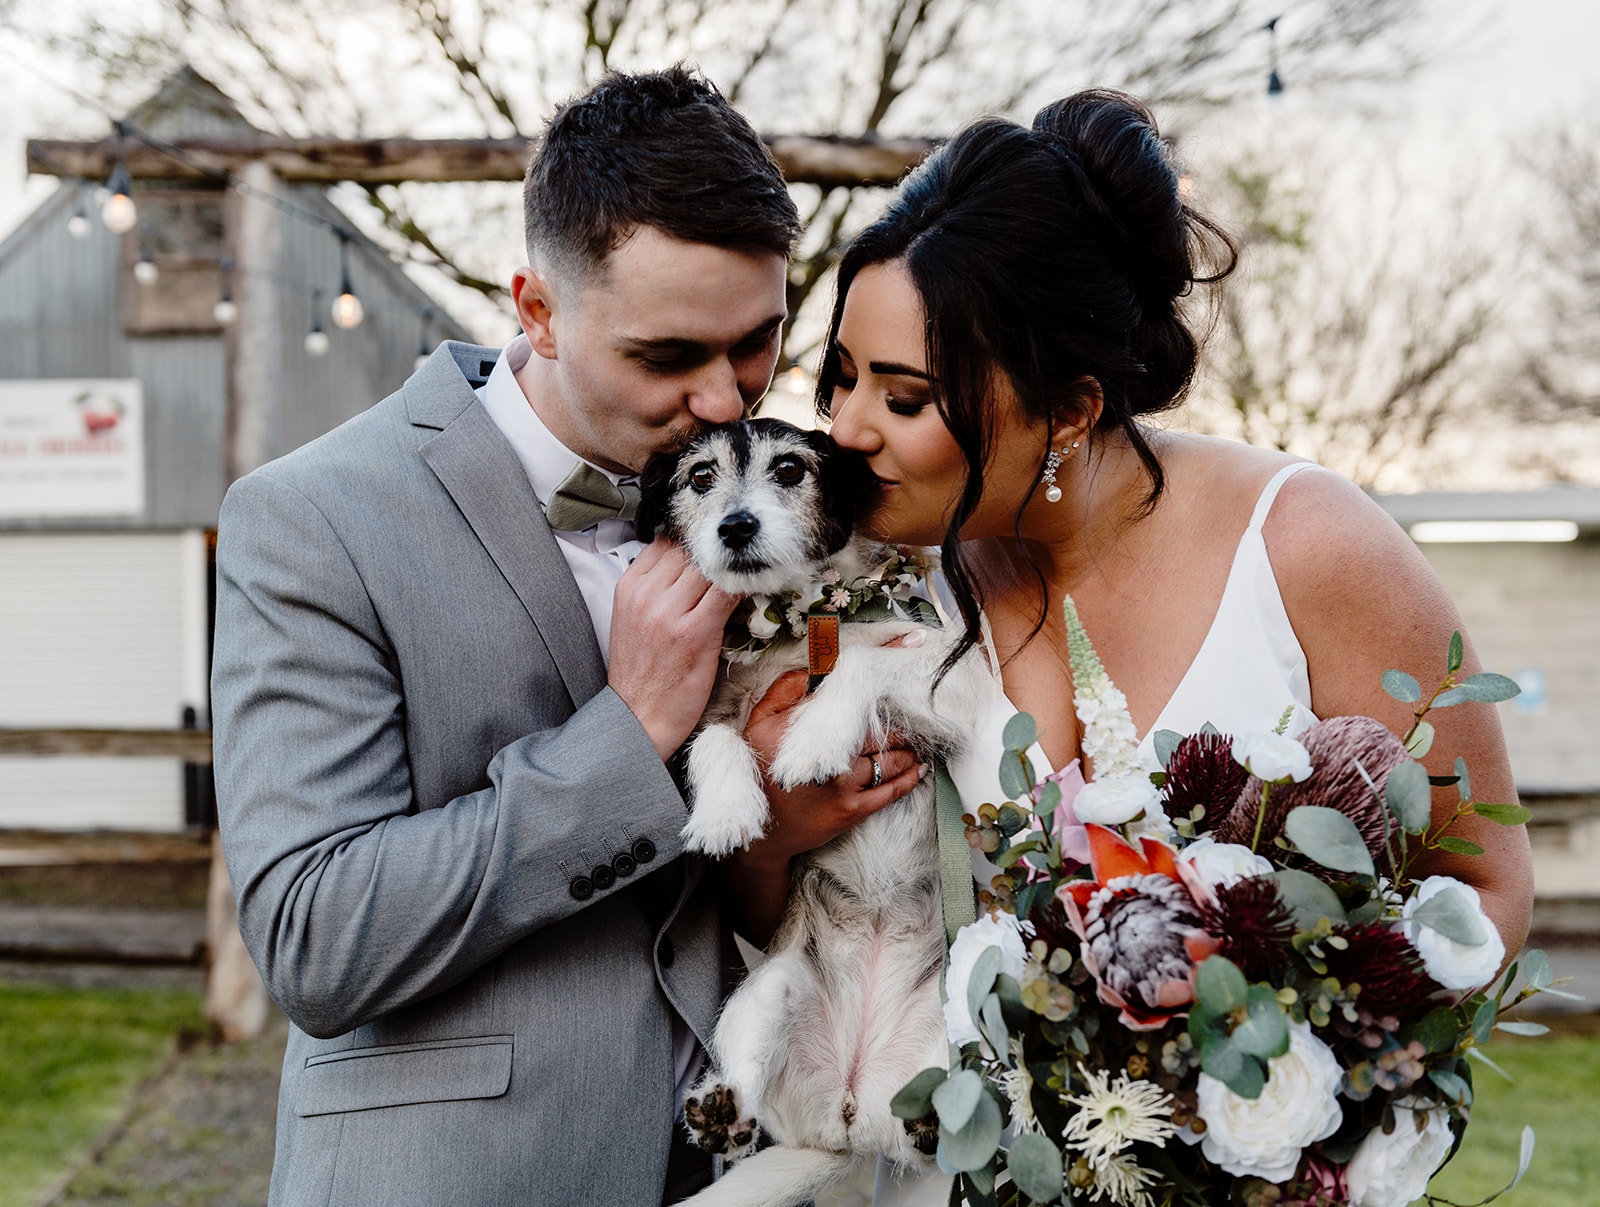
765,88,1535,1205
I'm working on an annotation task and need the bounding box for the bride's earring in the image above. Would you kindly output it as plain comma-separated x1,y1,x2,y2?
1041,440,1080,503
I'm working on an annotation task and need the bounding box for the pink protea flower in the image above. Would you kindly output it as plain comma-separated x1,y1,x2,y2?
1062,825,1222,1031
1213,717,1412,881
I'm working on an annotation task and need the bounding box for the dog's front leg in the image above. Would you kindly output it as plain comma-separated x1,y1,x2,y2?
766,645,898,789
682,722,772,855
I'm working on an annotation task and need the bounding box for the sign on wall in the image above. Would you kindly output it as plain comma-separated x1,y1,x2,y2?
0,380,145,518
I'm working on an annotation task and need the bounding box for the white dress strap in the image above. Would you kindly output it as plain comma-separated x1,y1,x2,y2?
1246,461,1318,534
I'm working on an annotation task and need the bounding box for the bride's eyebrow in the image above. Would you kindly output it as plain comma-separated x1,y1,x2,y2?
832,339,930,381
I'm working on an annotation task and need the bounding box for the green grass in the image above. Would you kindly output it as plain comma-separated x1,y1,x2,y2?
1424,1030,1600,1207
0,982,203,1207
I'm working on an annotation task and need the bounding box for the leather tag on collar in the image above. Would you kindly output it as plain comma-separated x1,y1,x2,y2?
806,613,840,693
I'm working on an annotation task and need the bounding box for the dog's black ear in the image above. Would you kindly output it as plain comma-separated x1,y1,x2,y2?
634,449,679,544
807,429,879,553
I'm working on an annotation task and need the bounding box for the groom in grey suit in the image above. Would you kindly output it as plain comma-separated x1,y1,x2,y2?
211,68,922,1206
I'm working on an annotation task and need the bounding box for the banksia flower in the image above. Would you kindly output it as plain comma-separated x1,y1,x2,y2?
1161,731,1249,829
1213,717,1412,881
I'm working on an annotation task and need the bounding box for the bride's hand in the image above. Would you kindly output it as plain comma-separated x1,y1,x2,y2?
717,669,924,946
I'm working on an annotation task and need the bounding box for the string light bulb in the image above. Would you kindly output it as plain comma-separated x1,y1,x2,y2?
1264,17,1285,99
67,185,92,239
213,256,238,324
133,229,159,285
331,232,364,329
101,162,138,234
785,362,807,393
305,288,330,357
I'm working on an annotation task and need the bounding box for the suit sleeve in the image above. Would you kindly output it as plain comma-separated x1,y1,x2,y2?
211,471,691,1039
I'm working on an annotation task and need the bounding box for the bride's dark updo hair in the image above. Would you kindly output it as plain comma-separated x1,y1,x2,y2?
817,89,1236,670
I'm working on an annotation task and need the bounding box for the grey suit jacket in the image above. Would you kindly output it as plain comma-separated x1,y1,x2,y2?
211,341,723,1206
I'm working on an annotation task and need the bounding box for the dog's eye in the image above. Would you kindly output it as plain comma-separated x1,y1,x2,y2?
689,465,717,492
771,456,807,487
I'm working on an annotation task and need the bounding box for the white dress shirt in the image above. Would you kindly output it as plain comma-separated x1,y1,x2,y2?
475,334,645,663
475,334,700,1106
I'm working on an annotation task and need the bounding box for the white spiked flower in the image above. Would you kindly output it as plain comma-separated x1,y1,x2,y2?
1062,1066,1177,1164
995,1039,1042,1134
1064,597,1147,786
1083,1149,1158,1207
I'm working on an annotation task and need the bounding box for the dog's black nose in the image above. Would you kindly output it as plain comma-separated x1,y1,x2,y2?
718,511,760,550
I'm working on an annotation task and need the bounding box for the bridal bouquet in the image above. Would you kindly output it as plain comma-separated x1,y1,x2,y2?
893,598,1572,1207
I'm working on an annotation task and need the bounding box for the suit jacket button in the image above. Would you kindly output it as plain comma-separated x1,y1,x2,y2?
612,852,637,878
569,876,594,901
658,936,675,968
632,837,656,864
591,863,616,891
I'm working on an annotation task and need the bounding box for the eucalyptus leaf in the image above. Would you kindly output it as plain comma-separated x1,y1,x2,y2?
1269,869,1347,929
1432,686,1472,708
932,1068,986,1133
1472,996,1498,1046
998,752,1035,803
1466,1045,1514,1082
1384,760,1433,834
1153,729,1183,770
966,946,1003,1027
1508,1126,1536,1193
1523,949,1554,989
1406,720,1435,758
996,972,1029,1031
1006,1133,1064,1204
1456,672,1522,704
1473,801,1532,826
1456,756,1471,802
1409,1006,1461,1054
979,994,1008,1056
891,1067,949,1120
1411,886,1490,946
965,1162,997,1203
996,804,1030,837
1436,835,1487,857
1231,985,1290,1060
1496,1021,1550,1037
1196,955,1248,1014
1429,1068,1473,1105
1284,806,1376,878
1448,630,1465,674
1036,779,1062,817
1346,898,1384,925
937,1089,1003,1172
1003,712,1039,753
1202,1041,1266,1100
994,840,1041,870
1382,669,1422,703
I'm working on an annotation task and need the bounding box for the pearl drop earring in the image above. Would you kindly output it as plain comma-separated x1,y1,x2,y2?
1041,440,1081,503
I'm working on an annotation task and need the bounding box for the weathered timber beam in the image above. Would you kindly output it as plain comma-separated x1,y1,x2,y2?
26,133,937,188
0,728,213,763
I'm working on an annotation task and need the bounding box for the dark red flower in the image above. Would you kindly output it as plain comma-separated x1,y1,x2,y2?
1200,875,1297,981
1324,922,1444,1023
1161,731,1248,831
1213,717,1412,882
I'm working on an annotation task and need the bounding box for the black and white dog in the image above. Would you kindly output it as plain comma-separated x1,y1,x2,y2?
637,418,988,1207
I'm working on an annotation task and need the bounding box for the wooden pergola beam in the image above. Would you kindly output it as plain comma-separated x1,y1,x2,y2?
26,133,937,189
0,728,213,763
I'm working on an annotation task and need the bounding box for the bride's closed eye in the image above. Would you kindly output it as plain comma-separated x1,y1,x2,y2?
885,393,930,417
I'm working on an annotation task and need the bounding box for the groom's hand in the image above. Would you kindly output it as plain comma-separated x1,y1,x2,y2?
720,670,924,945
609,539,739,762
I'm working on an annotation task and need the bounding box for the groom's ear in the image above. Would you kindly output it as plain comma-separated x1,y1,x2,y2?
512,266,560,359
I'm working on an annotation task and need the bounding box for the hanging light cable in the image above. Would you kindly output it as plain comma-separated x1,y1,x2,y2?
305,287,331,357
101,122,138,234
1265,17,1285,98
331,231,364,329
414,305,434,371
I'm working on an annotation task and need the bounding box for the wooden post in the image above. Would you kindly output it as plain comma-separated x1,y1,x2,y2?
208,158,281,1040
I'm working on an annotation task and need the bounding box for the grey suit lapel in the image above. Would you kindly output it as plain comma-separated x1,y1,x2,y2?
409,346,609,711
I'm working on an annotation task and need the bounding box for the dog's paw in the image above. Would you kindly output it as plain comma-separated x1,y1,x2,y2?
683,1083,760,1159
681,803,768,858
767,705,861,789
682,725,771,855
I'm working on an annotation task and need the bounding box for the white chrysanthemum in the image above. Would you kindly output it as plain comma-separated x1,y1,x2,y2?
1083,1149,1158,1207
1195,1020,1344,1181
1344,1097,1455,1207
996,1039,1042,1134
1179,836,1273,889
1074,775,1160,825
1232,731,1313,783
1062,1067,1176,1164
943,912,1028,1048
1398,876,1506,991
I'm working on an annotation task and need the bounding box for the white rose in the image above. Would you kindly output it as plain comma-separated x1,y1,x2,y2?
1180,836,1274,889
1073,775,1160,825
1398,876,1506,991
1232,732,1313,784
1345,1098,1455,1207
943,911,1028,1047
1196,1020,1344,1182
746,600,781,640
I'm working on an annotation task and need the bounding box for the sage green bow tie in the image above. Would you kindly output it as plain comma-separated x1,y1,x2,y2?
543,461,641,532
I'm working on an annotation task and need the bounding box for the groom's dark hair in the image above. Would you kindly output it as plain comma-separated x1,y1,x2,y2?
524,66,800,283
